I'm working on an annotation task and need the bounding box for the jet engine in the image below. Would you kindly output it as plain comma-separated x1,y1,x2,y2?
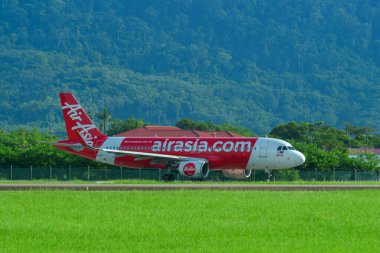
222,169,252,179
178,161,209,179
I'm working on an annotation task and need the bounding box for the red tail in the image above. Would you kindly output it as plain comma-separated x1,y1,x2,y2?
60,93,106,147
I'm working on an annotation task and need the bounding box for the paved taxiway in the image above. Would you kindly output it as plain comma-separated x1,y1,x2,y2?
0,183,379,191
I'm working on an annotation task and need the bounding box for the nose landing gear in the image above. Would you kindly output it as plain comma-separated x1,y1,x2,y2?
265,169,273,181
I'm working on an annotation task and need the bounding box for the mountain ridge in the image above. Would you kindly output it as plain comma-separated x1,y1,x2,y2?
0,0,379,134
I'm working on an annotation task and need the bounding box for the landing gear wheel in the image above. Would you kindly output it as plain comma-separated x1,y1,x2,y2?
265,169,272,181
163,174,175,182
162,174,170,182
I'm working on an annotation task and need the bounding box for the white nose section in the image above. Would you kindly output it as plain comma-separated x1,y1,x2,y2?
296,151,306,166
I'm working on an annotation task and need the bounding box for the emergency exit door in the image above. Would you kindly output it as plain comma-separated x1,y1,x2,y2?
259,140,268,157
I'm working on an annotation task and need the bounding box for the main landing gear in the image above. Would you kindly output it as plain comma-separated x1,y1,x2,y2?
162,174,175,182
163,163,177,182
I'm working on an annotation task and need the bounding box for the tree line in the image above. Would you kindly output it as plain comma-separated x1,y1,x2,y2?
270,121,380,172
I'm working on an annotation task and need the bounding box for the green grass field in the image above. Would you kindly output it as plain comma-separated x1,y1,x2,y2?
0,190,379,252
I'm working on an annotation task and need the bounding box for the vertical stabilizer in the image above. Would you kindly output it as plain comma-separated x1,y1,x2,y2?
59,93,106,147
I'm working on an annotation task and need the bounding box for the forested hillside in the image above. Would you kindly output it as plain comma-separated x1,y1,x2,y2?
1,0,380,134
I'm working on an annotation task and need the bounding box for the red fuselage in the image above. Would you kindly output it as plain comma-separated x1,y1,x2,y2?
58,136,258,170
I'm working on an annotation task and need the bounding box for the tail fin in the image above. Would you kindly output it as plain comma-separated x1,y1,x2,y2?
59,92,106,147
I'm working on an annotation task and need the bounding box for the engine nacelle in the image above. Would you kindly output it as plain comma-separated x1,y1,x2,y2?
178,161,209,179
222,169,252,179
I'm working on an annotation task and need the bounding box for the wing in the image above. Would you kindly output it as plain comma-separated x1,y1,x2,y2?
97,148,192,164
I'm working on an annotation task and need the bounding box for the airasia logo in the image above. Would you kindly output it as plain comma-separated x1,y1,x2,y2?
183,163,196,176
62,102,97,147
151,139,252,153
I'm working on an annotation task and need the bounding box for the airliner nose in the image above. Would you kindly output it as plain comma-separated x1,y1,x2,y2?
296,152,306,166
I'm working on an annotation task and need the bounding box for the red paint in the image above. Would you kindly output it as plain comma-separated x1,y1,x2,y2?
57,136,258,170
56,93,258,172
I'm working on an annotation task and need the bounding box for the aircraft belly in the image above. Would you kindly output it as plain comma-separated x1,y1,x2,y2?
96,138,124,165
114,157,153,169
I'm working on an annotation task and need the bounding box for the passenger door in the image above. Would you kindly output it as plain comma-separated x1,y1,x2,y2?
259,140,268,157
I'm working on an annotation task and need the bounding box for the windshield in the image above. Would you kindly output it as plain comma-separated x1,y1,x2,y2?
277,145,296,151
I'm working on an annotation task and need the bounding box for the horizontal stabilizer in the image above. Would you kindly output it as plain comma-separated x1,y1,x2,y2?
54,141,85,151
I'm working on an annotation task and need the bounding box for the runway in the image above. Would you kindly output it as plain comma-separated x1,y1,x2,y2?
0,183,380,191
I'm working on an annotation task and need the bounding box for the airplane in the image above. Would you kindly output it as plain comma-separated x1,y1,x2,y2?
55,92,306,181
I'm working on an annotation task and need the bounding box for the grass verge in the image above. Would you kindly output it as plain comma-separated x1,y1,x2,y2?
0,190,379,252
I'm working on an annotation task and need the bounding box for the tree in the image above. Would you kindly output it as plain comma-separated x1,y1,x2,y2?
269,121,308,141
108,116,145,136
97,107,112,135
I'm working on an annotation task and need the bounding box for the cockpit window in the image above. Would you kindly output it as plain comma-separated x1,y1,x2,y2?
278,145,296,151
